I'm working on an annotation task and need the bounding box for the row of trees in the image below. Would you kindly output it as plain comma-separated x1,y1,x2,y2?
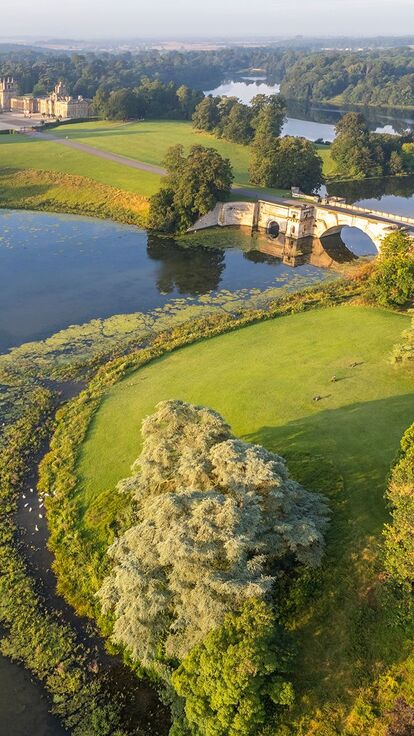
192,92,286,144
98,400,329,735
192,93,324,192
3,45,414,107
0,46,292,100
331,112,414,179
92,79,203,121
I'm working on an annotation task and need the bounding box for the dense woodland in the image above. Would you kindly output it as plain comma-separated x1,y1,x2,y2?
2,45,414,108
280,48,414,107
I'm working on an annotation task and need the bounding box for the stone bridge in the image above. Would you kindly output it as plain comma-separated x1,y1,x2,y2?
189,197,414,252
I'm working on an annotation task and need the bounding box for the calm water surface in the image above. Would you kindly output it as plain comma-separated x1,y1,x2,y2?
205,77,414,141
0,209,334,352
0,656,66,736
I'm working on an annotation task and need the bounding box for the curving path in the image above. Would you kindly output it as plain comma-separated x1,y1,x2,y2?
27,130,167,175
27,130,282,200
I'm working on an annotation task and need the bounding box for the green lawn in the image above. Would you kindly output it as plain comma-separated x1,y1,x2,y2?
77,304,414,729
51,119,256,185
0,122,335,201
52,119,335,186
0,133,162,196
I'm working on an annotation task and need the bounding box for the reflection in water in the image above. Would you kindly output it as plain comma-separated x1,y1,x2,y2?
0,210,334,353
146,234,225,295
245,228,376,269
327,175,414,218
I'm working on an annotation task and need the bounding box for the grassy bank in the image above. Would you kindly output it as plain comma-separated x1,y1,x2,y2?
0,168,150,226
77,306,414,731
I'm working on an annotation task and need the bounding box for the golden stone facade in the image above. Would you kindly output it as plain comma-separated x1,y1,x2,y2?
0,79,92,119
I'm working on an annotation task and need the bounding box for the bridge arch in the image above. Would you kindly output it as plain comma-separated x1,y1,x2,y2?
266,220,280,238
314,208,401,253
320,224,377,259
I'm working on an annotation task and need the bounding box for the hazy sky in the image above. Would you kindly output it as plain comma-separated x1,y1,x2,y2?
3,0,414,39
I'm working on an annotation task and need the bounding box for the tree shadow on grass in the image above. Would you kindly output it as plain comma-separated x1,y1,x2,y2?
243,393,414,707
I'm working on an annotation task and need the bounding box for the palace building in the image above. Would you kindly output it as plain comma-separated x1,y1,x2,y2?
0,78,92,119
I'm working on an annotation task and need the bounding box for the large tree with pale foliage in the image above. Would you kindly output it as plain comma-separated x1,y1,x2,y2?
97,400,329,668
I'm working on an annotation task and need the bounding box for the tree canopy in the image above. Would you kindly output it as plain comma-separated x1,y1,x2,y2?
97,400,329,668
367,230,414,308
250,133,323,192
148,144,233,233
171,599,294,736
383,419,414,587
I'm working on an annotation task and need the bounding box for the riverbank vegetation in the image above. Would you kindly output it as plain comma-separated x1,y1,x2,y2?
367,230,414,308
331,112,414,179
280,48,414,108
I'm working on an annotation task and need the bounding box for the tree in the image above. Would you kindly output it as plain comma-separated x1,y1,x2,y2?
401,142,414,173
383,420,414,587
192,96,220,131
331,112,383,179
147,188,178,233
219,102,254,144
251,135,323,192
97,400,329,667
171,600,294,736
367,230,414,307
249,108,282,187
251,93,286,137
148,145,234,233
105,88,139,120
92,87,108,117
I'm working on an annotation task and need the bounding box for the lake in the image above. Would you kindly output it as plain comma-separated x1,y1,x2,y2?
205,77,414,141
0,209,340,353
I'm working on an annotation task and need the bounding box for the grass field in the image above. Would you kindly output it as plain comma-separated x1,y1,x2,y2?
76,304,414,730
0,168,149,225
0,121,334,205
0,133,162,196
52,119,335,181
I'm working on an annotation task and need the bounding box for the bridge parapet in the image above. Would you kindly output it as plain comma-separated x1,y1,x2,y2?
320,202,414,228
188,198,413,253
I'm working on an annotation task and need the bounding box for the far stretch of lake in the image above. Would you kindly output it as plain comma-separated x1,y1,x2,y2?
205,77,414,141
